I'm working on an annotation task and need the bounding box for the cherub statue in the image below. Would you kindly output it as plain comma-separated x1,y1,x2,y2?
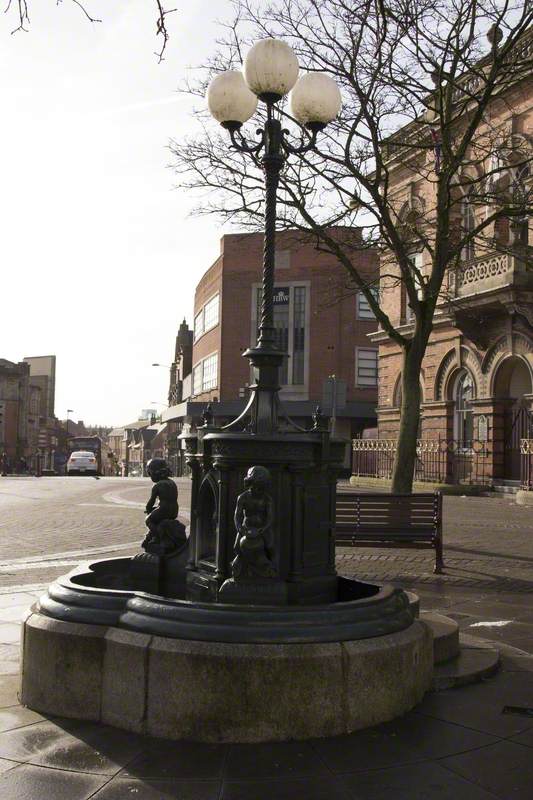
231,465,277,579
142,458,186,555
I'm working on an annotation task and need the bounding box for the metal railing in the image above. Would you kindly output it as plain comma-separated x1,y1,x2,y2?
520,439,533,491
352,438,492,485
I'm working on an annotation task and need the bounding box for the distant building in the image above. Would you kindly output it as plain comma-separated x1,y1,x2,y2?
0,359,32,469
166,319,193,476
23,355,60,472
0,355,60,473
140,409,158,423
107,418,154,477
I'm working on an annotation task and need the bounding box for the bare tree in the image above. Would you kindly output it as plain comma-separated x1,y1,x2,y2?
171,0,533,492
5,0,177,61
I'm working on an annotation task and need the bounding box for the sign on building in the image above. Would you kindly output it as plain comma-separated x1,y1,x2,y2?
273,287,289,305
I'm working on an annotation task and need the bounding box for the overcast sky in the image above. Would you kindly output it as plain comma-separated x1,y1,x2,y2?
1,0,232,426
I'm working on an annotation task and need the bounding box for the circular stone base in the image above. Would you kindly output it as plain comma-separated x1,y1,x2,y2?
20,610,433,743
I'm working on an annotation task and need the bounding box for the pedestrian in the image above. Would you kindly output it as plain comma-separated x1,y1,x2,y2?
1,452,9,476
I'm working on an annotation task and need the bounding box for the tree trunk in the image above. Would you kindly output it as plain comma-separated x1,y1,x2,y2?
391,345,424,493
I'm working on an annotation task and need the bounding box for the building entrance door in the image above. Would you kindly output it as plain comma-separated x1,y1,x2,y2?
494,357,533,481
504,403,533,480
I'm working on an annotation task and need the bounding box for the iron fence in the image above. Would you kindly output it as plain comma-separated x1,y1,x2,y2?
352,438,492,485
520,439,533,491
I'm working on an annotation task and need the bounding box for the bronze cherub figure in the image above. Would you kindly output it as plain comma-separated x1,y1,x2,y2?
231,465,277,579
142,458,186,556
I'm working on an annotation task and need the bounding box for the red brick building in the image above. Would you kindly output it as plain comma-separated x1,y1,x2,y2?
164,228,379,462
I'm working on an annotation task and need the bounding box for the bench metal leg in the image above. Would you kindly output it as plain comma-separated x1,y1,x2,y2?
434,537,444,574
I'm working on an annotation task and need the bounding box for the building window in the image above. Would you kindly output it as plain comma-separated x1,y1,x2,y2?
194,294,220,342
203,294,220,333
356,290,377,320
454,370,474,445
193,362,203,396
461,194,475,261
194,311,204,342
292,286,306,384
405,253,423,323
192,353,218,396
355,348,378,387
513,164,530,246
202,353,218,391
254,285,308,387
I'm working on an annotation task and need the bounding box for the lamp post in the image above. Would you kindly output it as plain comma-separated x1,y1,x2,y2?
207,39,341,434
181,40,343,605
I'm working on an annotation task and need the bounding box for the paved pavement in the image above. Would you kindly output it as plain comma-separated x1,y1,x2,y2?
0,476,533,798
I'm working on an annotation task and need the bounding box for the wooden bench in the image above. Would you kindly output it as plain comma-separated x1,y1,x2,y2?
335,491,444,574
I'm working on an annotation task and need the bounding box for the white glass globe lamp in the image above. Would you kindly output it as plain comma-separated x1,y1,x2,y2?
288,73,342,130
207,70,258,130
243,38,299,102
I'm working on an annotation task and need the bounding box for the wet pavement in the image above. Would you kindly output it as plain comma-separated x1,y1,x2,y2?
0,615,532,799
0,477,533,797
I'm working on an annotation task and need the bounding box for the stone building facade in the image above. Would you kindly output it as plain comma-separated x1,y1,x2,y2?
166,319,193,476
371,40,533,486
0,356,60,473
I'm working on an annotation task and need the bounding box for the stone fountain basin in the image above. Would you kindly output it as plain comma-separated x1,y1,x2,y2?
36,557,414,643
19,558,434,742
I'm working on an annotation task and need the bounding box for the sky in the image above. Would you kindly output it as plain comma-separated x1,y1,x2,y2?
0,0,233,427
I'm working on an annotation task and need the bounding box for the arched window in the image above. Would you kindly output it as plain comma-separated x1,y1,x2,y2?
461,194,476,261
454,370,474,445
512,164,530,246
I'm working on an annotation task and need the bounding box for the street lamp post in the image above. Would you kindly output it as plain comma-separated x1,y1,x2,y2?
182,40,344,605
207,39,341,433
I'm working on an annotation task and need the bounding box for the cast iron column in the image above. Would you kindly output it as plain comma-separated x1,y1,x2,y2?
223,103,319,436
239,115,286,435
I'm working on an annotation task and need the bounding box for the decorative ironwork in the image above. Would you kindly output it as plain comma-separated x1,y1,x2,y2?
352,438,492,485
520,438,533,491
220,105,322,436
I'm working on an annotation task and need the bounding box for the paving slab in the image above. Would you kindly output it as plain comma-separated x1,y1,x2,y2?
0,705,44,733
0,719,145,775
0,758,18,774
0,605,35,624
119,739,228,781
0,676,20,709
0,644,21,675
417,671,533,738
0,594,38,609
224,740,329,780
92,777,221,799
340,760,501,800
0,762,108,800
509,728,533,748
220,775,353,800
0,623,22,645
309,727,426,773
440,739,533,799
